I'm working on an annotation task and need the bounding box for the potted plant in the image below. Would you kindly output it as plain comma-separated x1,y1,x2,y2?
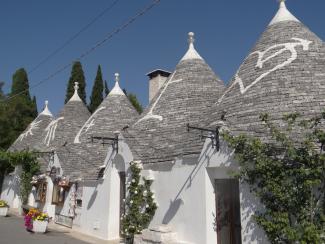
0,200,9,217
24,208,49,233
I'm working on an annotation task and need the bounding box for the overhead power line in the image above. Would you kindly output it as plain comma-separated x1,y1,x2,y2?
1,0,161,104
28,0,121,75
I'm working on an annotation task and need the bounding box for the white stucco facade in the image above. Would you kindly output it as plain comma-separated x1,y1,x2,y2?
112,138,270,244
0,166,22,209
0,136,269,244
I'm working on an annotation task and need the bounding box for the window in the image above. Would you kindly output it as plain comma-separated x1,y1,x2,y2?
76,199,82,208
75,183,83,208
215,179,242,244
52,185,67,205
35,182,47,203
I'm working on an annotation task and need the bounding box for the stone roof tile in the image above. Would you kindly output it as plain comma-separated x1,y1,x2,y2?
208,2,325,138
124,33,225,164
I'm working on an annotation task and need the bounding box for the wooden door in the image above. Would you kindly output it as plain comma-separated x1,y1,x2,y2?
215,179,242,244
119,172,126,235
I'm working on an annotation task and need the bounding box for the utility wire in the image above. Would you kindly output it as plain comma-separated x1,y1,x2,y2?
0,0,161,104
28,0,122,75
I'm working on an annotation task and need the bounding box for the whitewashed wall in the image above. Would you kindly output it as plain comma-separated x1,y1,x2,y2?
0,166,22,209
54,142,132,241
118,138,270,244
201,139,269,244
71,139,134,240
142,158,207,244
77,179,110,239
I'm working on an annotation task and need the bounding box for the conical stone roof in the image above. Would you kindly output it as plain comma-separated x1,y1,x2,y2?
74,73,139,144
58,75,139,179
209,1,325,136
9,101,54,152
124,32,225,164
42,82,90,150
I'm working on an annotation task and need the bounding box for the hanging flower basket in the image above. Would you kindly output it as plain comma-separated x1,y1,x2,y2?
58,178,70,188
0,200,9,217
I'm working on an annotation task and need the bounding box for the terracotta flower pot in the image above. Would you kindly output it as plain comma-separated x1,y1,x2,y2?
0,207,9,217
32,220,48,233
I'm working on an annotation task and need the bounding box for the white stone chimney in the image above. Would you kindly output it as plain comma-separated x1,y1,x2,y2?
146,69,171,103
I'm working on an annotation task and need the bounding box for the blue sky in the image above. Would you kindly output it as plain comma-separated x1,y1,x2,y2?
1,0,324,115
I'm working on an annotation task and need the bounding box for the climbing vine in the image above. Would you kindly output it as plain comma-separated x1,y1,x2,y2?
223,113,325,243
121,161,157,243
0,151,39,204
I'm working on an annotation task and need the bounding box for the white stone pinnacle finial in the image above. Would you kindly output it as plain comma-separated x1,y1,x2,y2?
74,82,79,91
188,32,195,45
181,31,203,61
40,100,53,117
69,81,82,101
115,73,120,83
279,0,286,7
269,0,299,26
110,72,124,96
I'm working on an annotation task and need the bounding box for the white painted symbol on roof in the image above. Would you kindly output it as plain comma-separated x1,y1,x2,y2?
18,120,43,141
135,72,183,124
74,106,106,143
43,117,64,146
218,38,312,103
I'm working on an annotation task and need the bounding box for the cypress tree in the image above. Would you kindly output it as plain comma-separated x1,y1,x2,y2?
11,68,31,99
0,81,4,97
104,80,110,96
123,88,143,114
65,61,87,104
127,93,143,114
32,96,38,117
0,82,12,150
89,65,104,113
7,68,37,147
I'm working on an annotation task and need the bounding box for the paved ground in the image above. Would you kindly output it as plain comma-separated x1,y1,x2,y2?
0,211,120,244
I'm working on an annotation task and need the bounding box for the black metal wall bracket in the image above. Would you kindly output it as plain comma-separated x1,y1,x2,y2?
90,135,119,153
186,123,220,151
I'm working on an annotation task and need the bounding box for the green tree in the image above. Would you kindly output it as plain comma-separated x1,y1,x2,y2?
0,150,12,194
32,96,38,117
0,81,4,97
0,82,11,150
123,89,143,114
6,69,37,148
11,68,31,99
0,75,37,192
104,80,110,96
121,161,157,242
0,85,12,150
89,65,104,113
223,113,325,243
0,151,39,204
128,93,143,114
65,61,87,104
